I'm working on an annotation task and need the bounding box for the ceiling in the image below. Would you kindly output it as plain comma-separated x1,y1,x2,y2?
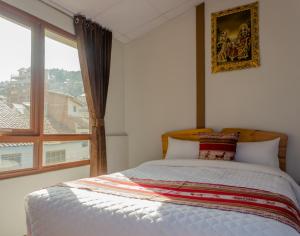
41,0,203,43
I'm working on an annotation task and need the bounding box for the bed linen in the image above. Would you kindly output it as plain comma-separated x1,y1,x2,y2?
25,160,300,236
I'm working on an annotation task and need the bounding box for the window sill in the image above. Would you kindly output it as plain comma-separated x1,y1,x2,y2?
0,160,90,180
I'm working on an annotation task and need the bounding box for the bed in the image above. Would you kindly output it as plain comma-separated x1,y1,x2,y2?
25,128,300,236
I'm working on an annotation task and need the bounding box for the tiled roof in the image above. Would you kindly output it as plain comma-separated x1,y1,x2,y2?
0,102,31,147
44,119,59,134
44,116,89,134
0,101,58,133
45,117,73,134
0,101,29,129
0,143,31,147
0,101,89,148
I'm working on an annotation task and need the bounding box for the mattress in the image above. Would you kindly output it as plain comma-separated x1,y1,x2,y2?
25,160,300,236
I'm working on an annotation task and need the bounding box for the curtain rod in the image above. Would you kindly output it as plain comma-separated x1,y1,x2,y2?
38,0,75,19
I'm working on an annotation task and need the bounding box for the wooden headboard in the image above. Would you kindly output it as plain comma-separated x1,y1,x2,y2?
222,128,288,171
162,128,213,158
161,128,288,171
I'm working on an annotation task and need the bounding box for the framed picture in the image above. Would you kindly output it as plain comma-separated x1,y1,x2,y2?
211,2,260,73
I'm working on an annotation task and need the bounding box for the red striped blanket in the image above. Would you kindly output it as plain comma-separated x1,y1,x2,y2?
60,176,300,233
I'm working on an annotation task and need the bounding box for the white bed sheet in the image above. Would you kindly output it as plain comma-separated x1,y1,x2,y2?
25,160,300,236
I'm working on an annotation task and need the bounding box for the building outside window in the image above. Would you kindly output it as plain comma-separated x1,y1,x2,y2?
45,150,66,165
1,153,22,166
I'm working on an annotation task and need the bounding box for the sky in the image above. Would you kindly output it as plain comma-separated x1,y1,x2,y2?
0,16,81,82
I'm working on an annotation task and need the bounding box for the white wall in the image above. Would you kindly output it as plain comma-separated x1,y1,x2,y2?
124,0,300,182
0,1,127,236
106,136,128,173
106,39,126,135
125,9,197,167
205,0,300,181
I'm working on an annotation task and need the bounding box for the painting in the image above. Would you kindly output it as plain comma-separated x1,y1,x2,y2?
211,2,260,73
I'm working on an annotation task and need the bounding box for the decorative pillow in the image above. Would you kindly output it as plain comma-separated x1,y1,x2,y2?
199,132,239,161
235,138,280,168
165,137,200,160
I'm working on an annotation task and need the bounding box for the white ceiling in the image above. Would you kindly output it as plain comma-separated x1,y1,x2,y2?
42,0,203,43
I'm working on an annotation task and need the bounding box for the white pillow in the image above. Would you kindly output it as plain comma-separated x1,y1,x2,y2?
165,137,199,160
235,138,280,168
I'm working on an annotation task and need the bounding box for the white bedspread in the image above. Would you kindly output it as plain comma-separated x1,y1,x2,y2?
25,160,300,236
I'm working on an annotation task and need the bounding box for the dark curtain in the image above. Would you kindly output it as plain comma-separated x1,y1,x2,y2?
74,15,112,177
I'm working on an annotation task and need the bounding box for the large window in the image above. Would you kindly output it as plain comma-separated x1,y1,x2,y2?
0,2,90,179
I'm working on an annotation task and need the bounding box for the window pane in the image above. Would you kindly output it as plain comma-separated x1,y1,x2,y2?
0,143,33,172
0,15,31,130
43,141,89,166
44,30,90,134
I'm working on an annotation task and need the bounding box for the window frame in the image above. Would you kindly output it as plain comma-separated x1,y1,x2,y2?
0,1,91,180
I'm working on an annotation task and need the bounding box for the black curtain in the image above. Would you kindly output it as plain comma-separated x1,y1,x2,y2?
74,15,112,176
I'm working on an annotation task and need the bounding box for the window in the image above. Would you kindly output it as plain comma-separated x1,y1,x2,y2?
0,2,90,179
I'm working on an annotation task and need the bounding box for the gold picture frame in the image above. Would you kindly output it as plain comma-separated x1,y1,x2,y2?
211,2,260,73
